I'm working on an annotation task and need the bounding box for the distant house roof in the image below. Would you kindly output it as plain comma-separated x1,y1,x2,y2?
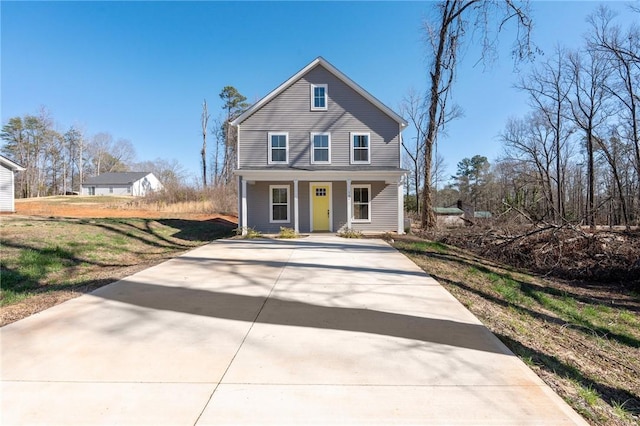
83,172,152,185
433,207,464,215
231,56,408,128
474,211,493,218
0,154,25,171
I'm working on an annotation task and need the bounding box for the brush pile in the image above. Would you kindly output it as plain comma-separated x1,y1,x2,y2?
437,224,640,286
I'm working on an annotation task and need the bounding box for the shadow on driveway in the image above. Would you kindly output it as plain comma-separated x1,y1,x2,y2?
97,281,508,355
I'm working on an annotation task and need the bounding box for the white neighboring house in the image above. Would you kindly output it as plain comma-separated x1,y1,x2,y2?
81,172,163,196
0,155,25,213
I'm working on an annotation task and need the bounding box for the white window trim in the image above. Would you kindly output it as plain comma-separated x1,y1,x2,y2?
351,184,372,223
310,132,331,164
269,184,290,223
310,84,328,111
350,132,371,165
268,132,289,165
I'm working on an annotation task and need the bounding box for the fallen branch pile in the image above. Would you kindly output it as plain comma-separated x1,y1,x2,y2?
437,224,640,285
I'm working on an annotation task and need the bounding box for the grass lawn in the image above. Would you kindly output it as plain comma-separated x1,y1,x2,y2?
393,237,639,426
0,215,234,325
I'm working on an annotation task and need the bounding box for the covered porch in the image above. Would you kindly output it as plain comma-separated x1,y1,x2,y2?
236,170,406,236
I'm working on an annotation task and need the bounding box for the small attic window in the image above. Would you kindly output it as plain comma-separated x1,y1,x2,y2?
311,84,327,111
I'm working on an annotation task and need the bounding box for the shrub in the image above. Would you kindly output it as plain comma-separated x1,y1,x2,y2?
278,227,298,239
337,226,363,239
235,227,262,239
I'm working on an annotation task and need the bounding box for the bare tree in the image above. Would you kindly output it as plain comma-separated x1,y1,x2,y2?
568,47,613,228
87,133,135,175
420,0,534,229
201,99,209,187
88,132,112,176
219,86,248,184
2,109,143,198
109,138,135,171
589,6,640,172
500,113,558,222
588,6,640,224
210,115,225,186
134,157,187,188
517,47,575,223
400,88,426,214
63,126,84,193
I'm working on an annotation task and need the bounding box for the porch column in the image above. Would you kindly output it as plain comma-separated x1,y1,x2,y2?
293,179,299,234
397,178,405,235
346,178,352,230
241,178,248,236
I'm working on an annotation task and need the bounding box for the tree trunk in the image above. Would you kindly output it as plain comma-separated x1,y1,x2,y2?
420,2,449,230
555,107,563,223
414,165,420,215
587,128,595,229
201,100,209,187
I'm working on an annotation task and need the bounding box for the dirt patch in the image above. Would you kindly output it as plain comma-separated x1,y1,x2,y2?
14,197,237,222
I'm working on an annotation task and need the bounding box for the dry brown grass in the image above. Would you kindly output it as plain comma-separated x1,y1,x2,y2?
123,184,237,215
393,235,640,425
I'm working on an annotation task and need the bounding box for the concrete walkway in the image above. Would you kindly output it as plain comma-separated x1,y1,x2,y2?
1,236,587,425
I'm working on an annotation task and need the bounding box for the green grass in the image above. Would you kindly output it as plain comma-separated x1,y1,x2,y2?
0,217,235,308
618,311,638,326
612,400,633,421
409,241,449,254
1,245,77,304
577,384,600,407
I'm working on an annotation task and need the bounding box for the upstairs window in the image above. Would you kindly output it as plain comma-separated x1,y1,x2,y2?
350,132,370,164
268,132,288,164
311,84,328,111
311,132,331,164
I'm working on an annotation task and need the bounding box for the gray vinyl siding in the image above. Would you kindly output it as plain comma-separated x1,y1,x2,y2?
239,65,400,169
245,181,311,233
247,181,296,234
298,182,310,232
350,181,397,233
333,182,347,231
82,185,132,196
0,165,15,212
243,179,397,234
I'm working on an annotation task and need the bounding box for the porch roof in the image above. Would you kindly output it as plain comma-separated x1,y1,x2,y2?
235,167,406,183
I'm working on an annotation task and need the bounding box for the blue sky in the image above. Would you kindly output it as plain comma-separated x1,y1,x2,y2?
1,1,637,184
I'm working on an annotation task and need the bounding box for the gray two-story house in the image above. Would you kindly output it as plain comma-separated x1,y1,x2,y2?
232,57,407,235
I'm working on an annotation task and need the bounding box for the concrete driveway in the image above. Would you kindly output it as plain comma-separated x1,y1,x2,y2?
1,236,587,425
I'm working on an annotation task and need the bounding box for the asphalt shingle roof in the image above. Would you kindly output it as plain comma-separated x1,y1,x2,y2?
82,172,151,185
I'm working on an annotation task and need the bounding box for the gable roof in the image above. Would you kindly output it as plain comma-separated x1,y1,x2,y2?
231,56,408,127
433,207,464,215
0,154,25,171
83,172,152,185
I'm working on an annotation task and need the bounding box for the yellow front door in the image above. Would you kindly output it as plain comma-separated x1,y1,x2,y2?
311,184,330,231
